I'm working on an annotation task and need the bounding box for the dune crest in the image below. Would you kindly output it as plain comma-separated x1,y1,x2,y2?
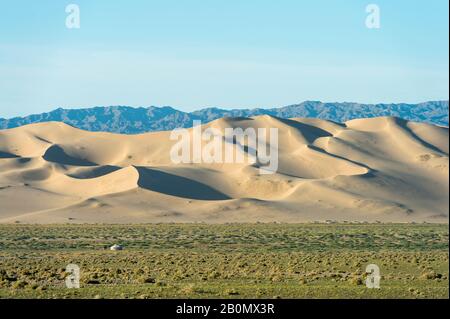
0,116,448,224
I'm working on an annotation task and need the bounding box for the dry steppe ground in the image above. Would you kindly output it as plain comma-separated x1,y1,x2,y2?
0,223,448,299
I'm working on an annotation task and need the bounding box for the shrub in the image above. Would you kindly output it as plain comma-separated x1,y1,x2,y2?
420,271,442,280
181,284,206,295
349,277,363,286
142,277,156,284
226,289,239,296
12,280,28,289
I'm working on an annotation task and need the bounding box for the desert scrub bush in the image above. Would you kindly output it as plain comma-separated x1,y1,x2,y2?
420,271,443,280
225,288,240,296
299,278,308,285
141,277,156,284
12,280,28,289
0,278,10,288
207,271,221,280
270,275,283,282
0,269,7,281
181,284,207,295
349,276,363,286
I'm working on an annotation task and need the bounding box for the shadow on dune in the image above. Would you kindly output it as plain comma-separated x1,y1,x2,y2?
307,144,374,172
392,117,449,155
0,151,19,159
67,165,122,179
222,116,253,122
135,166,230,200
43,145,97,166
21,167,53,181
275,117,333,142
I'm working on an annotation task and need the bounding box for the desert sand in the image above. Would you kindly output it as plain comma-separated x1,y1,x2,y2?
0,116,448,224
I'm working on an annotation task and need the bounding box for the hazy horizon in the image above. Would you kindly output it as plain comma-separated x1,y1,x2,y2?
1,99,449,119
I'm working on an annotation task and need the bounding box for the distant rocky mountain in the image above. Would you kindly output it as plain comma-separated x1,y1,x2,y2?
0,101,448,134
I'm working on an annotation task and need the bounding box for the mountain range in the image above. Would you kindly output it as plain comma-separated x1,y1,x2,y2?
0,100,448,134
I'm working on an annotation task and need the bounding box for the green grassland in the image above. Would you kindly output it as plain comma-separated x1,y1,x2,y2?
0,223,448,299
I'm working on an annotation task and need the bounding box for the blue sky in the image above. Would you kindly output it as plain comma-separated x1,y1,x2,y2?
0,0,448,118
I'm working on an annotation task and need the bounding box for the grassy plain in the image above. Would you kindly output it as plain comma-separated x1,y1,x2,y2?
0,223,448,299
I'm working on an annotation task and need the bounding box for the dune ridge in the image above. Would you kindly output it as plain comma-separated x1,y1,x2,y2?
0,116,448,224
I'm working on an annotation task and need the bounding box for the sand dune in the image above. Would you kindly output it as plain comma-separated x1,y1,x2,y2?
0,116,448,224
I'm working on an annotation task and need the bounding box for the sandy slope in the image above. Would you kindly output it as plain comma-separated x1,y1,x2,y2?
0,116,448,224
